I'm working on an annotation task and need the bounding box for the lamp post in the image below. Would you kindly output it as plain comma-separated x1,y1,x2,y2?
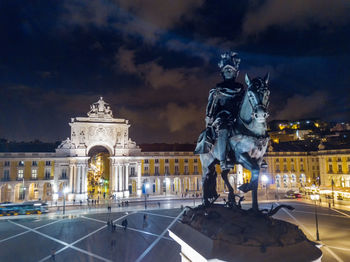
63,187,69,215
331,178,335,207
144,183,150,210
261,174,268,200
310,194,320,241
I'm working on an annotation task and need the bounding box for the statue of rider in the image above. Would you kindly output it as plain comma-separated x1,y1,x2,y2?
205,51,245,171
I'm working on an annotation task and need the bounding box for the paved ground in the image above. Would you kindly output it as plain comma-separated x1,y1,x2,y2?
0,200,349,262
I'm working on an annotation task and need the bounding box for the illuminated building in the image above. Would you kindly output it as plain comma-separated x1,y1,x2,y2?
0,98,349,202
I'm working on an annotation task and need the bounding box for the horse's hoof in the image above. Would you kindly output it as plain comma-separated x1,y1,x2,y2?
238,183,253,193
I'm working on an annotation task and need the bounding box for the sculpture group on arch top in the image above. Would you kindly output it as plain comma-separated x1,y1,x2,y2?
195,51,288,214
56,96,140,158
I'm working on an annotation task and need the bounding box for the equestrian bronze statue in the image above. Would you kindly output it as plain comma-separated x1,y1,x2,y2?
195,52,270,211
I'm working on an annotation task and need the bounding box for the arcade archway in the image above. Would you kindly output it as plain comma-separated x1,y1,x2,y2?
87,146,110,200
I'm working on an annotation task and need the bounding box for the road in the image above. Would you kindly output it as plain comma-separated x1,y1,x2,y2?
0,199,349,262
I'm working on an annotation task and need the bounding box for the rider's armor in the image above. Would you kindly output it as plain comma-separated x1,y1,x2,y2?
206,78,245,170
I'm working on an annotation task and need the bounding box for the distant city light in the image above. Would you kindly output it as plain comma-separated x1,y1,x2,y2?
63,187,70,194
261,175,268,183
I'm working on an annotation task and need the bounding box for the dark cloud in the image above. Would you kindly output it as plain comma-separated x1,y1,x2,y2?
0,0,349,144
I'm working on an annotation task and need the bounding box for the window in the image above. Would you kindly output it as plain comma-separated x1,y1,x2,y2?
291,165,295,171
194,159,198,163
194,166,198,174
144,159,149,164
300,164,304,171
4,161,10,167
283,158,286,162
276,164,280,171
61,169,67,179
3,170,10,180
337,158,341,162
45,161,51,166
32,169,37,179
32,161,38,166
175,159,179,163
165,159,169,163
338,165,342,173
155,166,159,175
328,164,333,173
18,161,24,166
184,166,189,174
328,158,332,162
45,169,51,179
291,159,294,162
312,158,314,162
165,166,169,174
130,167,135,176
155,159,159,164
175,166,179,174
184,159,188,163
275,158,279,162
283,165,287,171
18,169,24,179
144,166,149,172
300,159,303,162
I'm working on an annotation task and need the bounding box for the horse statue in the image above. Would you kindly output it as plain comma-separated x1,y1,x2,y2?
199,73,270,211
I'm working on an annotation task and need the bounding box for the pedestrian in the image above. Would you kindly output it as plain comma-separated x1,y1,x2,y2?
107,205,111,213
80,200,82,206
122,219,128,231
73,199,76,205
158,202,160,208
143,214,148,228
51,249,56,261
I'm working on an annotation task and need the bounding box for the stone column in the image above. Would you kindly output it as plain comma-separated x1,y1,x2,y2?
81,162,88,195
119,165,123,192
113,163,118,193
124,163,129,198
76,164,81,195
69,164,74,193
137,162,142,196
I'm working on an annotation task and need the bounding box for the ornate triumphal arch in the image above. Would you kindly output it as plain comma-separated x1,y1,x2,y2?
55,97,142,200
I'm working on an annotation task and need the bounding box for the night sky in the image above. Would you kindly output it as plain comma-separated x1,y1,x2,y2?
0,0,349,144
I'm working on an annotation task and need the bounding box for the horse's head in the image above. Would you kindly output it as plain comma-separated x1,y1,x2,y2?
244,74,270,124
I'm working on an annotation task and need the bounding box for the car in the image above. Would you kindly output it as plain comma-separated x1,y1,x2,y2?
284,191,302,199
294,193,302,198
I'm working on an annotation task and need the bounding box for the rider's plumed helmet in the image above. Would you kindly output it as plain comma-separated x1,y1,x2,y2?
218,51,240,79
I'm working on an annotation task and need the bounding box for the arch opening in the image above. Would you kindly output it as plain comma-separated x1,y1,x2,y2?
88,146,110,200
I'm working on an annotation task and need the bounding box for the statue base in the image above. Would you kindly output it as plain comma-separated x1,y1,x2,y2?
169,204,322,262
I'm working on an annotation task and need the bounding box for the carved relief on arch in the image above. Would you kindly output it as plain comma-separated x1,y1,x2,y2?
89,126,95,136
96,126,106,141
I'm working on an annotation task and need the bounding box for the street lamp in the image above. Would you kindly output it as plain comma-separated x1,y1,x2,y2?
144,183,150,209
331,178,335,207
63,187,69,215
261,174,268,200
310,193,320,241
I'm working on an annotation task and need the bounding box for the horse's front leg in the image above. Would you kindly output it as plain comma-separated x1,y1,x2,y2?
251,169,259,211
221,169,235,205
236,152,261,211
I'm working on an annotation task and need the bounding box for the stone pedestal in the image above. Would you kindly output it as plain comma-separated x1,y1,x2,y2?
169,205,323,262
169,223,213,262
115,191,123,198
74,193,87,201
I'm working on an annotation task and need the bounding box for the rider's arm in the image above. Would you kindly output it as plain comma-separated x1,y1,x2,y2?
206,89,215,117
